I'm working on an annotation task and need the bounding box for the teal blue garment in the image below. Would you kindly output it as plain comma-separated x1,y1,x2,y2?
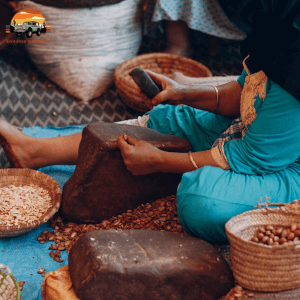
226,70,300,175
147,104,235,151
147,98,300,242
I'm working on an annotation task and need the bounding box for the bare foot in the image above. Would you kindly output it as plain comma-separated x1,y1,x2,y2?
0,119,39,168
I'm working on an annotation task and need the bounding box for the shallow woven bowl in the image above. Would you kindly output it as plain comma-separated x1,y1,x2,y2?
225,200,300,292
0,168,62,238
114,53,212,112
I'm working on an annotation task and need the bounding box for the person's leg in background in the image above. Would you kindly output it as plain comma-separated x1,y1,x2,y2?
165,20,221,57
143,0,245,58
165,20,191,57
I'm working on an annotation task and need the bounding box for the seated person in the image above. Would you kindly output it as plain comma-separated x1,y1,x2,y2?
0,0,299,244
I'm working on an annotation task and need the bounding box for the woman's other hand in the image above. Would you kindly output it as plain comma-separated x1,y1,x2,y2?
143,70,187,109
117,135,163,175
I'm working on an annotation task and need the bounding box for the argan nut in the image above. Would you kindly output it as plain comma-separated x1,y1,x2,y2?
18,281,25,291
50,244,57,250
54,257,60,262
234,285,243,292
281,229,288,238
279,237,287,244
265,230,272,236
257,233,264,240
37,268,45,274
273,242,280,246
265,225,274,231
274,236,280,243
50,251,55,259
262,236,269,243
251,237,259,243
287,232,295,240
276,227,283,235
269,233,275,239
291,223,298,231
267,238,274,245
294,230,300,236
258,227,265,233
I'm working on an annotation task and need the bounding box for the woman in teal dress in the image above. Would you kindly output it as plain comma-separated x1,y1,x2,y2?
0,0,299,243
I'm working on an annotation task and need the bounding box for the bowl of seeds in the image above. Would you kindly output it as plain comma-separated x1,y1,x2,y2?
225,198,300,292
0,168,62,238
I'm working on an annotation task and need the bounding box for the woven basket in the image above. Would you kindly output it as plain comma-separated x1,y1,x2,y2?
0,264,20,300
0,169,62,238
114,53,212,112
225,199,300,292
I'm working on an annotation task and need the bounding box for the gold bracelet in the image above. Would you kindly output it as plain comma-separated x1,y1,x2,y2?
189,151,199,170
209,85,219,114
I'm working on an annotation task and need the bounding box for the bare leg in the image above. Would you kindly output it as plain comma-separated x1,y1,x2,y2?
0,116,150,169
0,119,82,169
164,20,191,57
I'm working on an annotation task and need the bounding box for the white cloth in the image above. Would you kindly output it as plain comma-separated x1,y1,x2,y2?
116,115,150,127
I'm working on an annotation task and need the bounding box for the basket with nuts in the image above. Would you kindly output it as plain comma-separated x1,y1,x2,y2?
251,223,300,246
225,199,300,292
0,168,62,238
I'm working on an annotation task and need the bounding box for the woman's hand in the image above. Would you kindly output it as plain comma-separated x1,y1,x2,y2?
142,70,188,109
117,135,163,175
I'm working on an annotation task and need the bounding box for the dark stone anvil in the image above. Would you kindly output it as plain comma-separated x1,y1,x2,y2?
69,230,234,300
61,122,192,223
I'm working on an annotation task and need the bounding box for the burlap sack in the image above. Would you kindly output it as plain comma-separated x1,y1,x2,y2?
16,0,142,102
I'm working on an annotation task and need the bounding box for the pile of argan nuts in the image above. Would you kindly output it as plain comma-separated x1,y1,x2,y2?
220,285,255,300
36,195,183,263
251,223,300,246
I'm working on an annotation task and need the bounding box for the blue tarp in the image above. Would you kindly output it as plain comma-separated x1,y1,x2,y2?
0,125,86,300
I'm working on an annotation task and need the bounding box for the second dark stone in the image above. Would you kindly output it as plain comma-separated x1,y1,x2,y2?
69,230,234,300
